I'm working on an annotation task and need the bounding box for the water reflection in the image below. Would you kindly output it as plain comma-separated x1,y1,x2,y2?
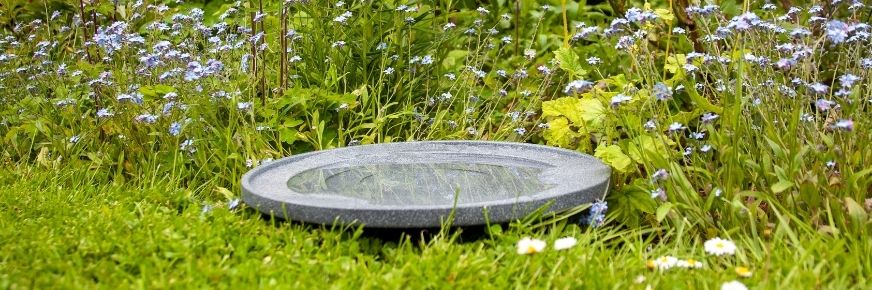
287,163,555,206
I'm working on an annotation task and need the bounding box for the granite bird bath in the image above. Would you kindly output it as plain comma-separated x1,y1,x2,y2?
241,141,610,228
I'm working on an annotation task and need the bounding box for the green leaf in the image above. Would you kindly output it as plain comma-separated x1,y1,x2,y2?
684,80,723,114
848,168,872,192
578,98,605,128
542,97,583,125
554,47,587,78
653,8,675,23
279,127,299,145
664,54,685,75
774,165,789,182
771,180,794,194
656,202,674,223
541,97,605,128
281,119,304,129
610,181,658,227
594,144,633,173
138,85,175,99
323,92,356,105
764,137,786,159
542,118,577,148
603,74,630,89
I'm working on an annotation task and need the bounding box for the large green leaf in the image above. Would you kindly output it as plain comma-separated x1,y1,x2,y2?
578,98,605,128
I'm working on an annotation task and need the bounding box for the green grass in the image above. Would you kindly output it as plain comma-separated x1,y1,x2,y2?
1,165,869,289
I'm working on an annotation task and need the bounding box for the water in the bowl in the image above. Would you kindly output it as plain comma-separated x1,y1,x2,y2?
287,163,555,206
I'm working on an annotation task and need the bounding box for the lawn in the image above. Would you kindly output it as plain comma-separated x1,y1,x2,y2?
1,165,868,289
1,0,871,288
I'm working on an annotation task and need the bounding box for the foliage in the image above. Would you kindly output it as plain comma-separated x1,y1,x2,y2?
1,0,871,287
0,166,870,288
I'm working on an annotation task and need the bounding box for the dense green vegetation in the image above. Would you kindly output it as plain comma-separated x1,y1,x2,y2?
1,166,868,288
1,0,870,288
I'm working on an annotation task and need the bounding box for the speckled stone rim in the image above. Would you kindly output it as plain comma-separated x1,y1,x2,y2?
241,141,611,228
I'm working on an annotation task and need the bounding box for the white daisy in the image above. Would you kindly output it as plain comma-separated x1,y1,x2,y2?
553,237,578,250
704,237,737,256
516,237,546,255
648,255,679,270
721,280,748,290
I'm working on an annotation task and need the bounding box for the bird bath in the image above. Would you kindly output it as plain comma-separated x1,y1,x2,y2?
241,141,610,228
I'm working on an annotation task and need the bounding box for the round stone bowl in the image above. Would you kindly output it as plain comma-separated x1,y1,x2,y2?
242,141,610,228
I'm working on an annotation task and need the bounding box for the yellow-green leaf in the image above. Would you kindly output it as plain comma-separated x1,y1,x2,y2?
578,98,606,128
542,97,605,129
664,54,686,75
654,8,674,22
543,118,577,148
139,85,175,98
604,74,630,89
542,97,583,125
594,144,633,173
